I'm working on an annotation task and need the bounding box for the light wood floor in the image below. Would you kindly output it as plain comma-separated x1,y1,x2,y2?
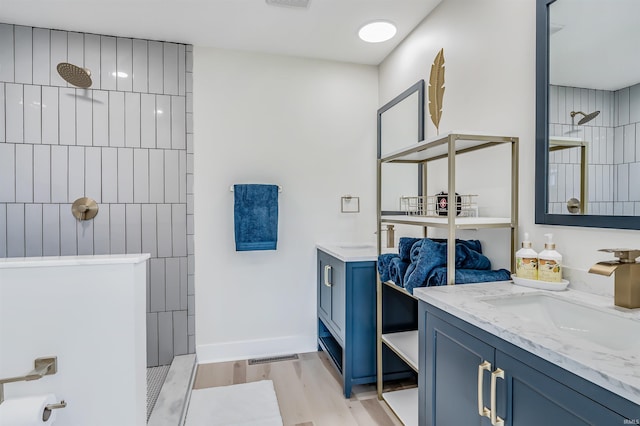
193,351,405,426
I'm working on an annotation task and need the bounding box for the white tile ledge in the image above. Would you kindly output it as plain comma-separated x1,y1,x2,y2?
0,253,151,268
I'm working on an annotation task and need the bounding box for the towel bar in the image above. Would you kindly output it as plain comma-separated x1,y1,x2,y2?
229,185,282,192
0,356,57,404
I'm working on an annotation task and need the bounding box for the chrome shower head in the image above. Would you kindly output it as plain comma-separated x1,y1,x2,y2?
570,110,600,125
56,62,92,88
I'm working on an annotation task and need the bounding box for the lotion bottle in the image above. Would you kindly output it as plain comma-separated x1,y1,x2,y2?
515,232,538,280
538,233,562,282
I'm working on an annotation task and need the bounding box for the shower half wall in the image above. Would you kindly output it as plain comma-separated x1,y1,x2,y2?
0,23,195,366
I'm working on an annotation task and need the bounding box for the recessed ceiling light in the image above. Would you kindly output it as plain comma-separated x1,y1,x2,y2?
358,21,397,43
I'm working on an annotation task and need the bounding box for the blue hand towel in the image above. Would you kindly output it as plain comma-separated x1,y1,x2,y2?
409,238,483,263
234,184,279,251
377,253,399,282
389,257,411,287
425,267,512,288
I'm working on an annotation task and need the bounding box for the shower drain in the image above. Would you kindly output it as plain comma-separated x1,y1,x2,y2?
248,354,299,365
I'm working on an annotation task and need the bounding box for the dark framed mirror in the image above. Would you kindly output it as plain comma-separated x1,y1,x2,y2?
378,80,425,215
535,0,640,230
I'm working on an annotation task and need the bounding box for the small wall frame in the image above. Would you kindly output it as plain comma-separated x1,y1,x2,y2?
341,195,360,213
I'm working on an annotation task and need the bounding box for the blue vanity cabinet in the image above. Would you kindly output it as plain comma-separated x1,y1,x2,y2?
317,249,377,398
419,302,636,426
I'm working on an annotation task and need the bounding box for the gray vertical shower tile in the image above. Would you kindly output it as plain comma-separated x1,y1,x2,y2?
14,26,32,84
150,258,166,312
118,148,134,203
76,90,93,146
187,214,194,235
187,235,194,256
186,49,193,73
84,34,101,90
101,147,118,202
172,204,187,257
110,204,126,254
50,30,68,87
132,39,148,93
15,144,33,202
187,194,194,214
77,219,94,255
141,94,156,148
187,274,194,296
164,150,179,202
133,149,149,203
93,203,110,255
618,87,630,127
25,204,43,256
165,257,181,311
125,93,141,147
187,253,194,275
42,86,59,145
100,36,117,91
614,126,624,165
148,41,164,94
92,90,109,146
187,315,195,336
630,84,640,124
33,145,51,203
59,88,76,145
149,150,165,202
171,96,186,150
67,32,84,68
6,84,24,143
142,204,158,257
186,93,192,114
625,124,636,164
0,205,6,257
188,336,195,355
156,95,171,149
109,91,125,147
187,294,195,316
180,257,188,310
186,134,193,153
24,85,42,144
0,84,4,142
0,24,15,82
85,147,102,202
617,163,629,202
158,312,174,365
186,112,193,134
126,204,142,254
68,146,85,202
630,163,640,201
59,204,77,255
173,311,188,356
7,204,25,257
179,151,187,203
178,45,186,96
163,43,179,96
156,204,172,258
146,261,151,312
50,146,68,202
186,72,193,94
146,312,159,367
116,38,133,92
0,144,15,202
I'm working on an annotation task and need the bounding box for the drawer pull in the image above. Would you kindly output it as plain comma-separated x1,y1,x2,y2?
477,361,491,418
324,265,332,287
490,368,505,426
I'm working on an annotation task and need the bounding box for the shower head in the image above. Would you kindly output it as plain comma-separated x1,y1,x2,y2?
56,62,92,88
570,110,600,125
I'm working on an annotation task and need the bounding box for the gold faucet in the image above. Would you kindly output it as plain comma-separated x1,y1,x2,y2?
589,249,640,309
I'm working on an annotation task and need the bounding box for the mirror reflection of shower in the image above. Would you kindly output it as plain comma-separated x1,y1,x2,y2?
56,62,93,88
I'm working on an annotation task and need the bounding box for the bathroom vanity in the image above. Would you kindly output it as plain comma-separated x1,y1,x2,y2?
415,282,640,425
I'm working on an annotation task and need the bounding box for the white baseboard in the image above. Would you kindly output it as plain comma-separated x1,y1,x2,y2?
196,335,317,364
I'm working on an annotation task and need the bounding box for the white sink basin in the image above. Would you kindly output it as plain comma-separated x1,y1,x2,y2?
483,294,640,351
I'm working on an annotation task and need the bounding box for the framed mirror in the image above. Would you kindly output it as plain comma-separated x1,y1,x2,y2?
378,80,425,215
535,0,640,229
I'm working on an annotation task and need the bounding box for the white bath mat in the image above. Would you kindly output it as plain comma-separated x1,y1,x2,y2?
185,380,283,426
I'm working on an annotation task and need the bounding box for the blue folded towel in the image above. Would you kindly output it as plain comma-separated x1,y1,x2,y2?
234,184,279,251
409,238,483,263
425,267,512,287
377,253,399,282
389,257,411,287
404,238,493,294
398,237,422,262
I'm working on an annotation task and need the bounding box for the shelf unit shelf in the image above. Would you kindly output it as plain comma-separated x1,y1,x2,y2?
376,131,519,425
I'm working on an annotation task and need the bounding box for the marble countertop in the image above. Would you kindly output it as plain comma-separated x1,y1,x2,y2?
316,243,380,262
0,253,151,268
414,282,640,405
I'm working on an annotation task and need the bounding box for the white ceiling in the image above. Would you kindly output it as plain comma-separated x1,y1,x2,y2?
0,0,442,65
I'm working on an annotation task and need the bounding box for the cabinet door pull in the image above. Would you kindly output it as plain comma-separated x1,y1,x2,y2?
477,361,492,418
324,265,332,287
490,368,505,426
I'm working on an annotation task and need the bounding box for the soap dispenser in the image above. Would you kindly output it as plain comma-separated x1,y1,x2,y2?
538,233,562,282
516,232,538,279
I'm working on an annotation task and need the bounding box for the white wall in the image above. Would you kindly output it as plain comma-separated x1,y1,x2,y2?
379,0,639,272
193,48,378,362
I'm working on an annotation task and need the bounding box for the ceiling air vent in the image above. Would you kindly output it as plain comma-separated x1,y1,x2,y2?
265,0,310,9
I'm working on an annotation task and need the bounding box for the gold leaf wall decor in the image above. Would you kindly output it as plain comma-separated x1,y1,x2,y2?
428,48,445,135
